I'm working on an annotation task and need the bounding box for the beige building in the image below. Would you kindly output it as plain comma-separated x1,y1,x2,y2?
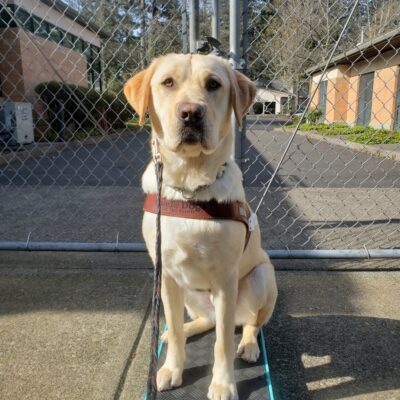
0,0,107,117
253,80,294,115
307,28,400,130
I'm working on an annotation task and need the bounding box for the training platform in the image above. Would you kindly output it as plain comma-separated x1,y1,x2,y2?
150,327,274,399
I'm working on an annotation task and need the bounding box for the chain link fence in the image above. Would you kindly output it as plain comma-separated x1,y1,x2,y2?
0,0,399,253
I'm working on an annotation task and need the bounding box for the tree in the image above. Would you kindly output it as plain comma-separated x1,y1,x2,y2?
353,0,400,40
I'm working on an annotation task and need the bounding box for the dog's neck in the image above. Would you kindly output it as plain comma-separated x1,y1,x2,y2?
153,132,233,193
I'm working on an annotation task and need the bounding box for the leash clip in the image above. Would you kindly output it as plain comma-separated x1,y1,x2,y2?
248,212,258,232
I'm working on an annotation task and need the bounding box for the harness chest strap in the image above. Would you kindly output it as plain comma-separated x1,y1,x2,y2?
143,193,253,250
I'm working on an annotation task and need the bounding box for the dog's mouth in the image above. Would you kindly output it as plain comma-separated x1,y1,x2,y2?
178,124,207,148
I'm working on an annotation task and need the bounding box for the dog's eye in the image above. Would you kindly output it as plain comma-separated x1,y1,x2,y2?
206,79,221,91
162,78,174,87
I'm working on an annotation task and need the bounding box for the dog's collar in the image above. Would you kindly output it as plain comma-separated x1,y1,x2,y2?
165,163,227,200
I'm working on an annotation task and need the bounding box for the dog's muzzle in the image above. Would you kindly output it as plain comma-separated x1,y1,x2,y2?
177,102,205,145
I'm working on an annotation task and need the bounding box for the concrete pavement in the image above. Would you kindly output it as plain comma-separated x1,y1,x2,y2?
0,252,154,400
267,270,400,400
0,252,399,400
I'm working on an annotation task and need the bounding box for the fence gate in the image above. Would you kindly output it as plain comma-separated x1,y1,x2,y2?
0,0,399,258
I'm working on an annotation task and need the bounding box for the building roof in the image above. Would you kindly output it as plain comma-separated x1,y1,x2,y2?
306,26,400,75
39,0,110,38
255,79,292,95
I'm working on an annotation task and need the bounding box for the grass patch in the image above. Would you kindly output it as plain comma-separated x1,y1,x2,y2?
347,130,400,144
125,116,151,129
74,130,101,140
287,122,399,144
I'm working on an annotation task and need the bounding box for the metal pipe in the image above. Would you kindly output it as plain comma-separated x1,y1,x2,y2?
230,0,241,166
182,0,189,53
1,241,400,259
241,0,249,167
0,241,147,252
189,0,199,53
242,0,249,73
211,0,220,40
229,0,240,69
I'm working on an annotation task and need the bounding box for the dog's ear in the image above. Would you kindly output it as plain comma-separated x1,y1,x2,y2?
124,61,158,126
230,70,257,127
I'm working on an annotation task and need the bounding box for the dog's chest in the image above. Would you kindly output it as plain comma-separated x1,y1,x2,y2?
143,212,244,290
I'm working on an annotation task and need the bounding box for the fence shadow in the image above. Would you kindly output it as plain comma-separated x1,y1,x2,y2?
266,277,400,400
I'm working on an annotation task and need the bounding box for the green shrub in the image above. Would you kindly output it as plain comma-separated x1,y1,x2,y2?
305,108,322,124
35,81,133,131
290,115,301,125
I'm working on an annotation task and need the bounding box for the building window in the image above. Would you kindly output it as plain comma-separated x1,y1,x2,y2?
0,4,17,28
74,38,84,53
62,32,74,48
33,16,49,38
319,80,327,120
48,23,61,42
15,8,34,32
357,72,374,126
88,45,102,92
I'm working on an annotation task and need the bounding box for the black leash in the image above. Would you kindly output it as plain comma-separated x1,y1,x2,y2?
146,140,163,400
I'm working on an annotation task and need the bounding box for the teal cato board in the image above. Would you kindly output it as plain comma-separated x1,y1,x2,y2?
145,325,274,400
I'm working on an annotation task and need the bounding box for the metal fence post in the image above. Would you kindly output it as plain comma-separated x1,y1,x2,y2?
242,0,249,73
189,0,200,53
241,0,249,169
182,0,189,53
212,0,220,40
230,0,241,165
140,0,147,68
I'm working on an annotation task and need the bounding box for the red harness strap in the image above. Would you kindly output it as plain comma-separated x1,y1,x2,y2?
143,193,252,250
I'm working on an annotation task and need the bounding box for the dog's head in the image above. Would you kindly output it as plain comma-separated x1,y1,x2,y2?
124,53,256,157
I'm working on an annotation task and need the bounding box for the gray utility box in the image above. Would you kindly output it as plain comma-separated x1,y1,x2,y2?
0,101,34,145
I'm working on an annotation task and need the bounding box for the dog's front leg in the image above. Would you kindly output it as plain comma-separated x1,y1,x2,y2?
208,273,239,400
157,274,185,391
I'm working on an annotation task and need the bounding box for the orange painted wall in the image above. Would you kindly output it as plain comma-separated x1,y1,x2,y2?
333,77,349,122
310,81,320,108
325,77,349,123
346,75,360,125
370,66,398,129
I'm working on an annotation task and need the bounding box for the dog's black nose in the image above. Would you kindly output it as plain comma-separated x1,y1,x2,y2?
178,103,205,124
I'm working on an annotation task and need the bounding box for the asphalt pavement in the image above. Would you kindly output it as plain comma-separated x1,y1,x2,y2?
0,124,399,249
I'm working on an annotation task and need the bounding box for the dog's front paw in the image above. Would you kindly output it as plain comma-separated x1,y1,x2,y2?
157,366,183,391
237,339,260,363
207,381,238,400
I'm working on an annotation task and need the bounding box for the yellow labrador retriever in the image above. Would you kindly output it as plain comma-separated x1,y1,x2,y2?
124,53,277,400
